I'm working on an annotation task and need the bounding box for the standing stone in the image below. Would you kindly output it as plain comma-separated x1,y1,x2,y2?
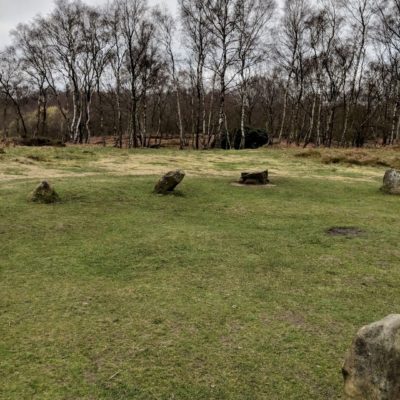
381,169,400,194
239,170,269,185
154,170,185,194
342,314,400,400
29,181,60,203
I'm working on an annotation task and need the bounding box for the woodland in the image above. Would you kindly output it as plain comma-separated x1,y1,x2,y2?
0,0,400,149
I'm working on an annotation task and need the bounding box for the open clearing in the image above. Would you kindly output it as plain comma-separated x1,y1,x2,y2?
1,146,400,399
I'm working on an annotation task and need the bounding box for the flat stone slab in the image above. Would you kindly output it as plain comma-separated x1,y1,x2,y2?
239,170,269,185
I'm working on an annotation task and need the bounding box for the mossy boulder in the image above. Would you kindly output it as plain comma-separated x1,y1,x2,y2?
154,170,185,194
29,181,60,203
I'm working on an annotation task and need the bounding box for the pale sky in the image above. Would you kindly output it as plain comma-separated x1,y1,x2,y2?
0,0,178,47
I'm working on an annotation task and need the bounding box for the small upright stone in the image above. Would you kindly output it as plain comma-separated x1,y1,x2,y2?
342,314,400,400
381,169,400,194
29,181,60,203
239,170,269,185
154,170,185,194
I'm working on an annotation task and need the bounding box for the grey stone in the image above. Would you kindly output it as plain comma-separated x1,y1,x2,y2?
381,169,400,195
343,314,400,399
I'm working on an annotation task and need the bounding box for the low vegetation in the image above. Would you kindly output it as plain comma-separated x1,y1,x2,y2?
1,147,400,399
296,148,400,169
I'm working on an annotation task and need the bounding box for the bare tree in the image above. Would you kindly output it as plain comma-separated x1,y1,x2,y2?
106,0,127,147
377,0,400,144
203,0,239,148
117,0,154,148
12,23,51,137
235,0,275,148
0,47,28,138
180,0,212,149
277,0,310,143
42,0,86,142
154,7,185,149
338,0,375,146
79,6,112,143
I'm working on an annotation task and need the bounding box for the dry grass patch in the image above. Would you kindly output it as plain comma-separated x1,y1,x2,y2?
320,149,400,169
294,149,322,158
0,146,395,187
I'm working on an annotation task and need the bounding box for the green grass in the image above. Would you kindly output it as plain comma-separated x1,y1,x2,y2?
1,147,400,399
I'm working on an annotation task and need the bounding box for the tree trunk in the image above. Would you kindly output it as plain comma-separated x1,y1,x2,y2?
142,92,148,147
71,89,79,142
240,89,246,150
278,77,291,143
10,96,27,138
206,73,216,148
390,80,400,145
341,97,349,147
130,86,139,148
176,86,184,150
304,94,316,147
85,91,93,144
35,91,42,138
2,99,8,139
41,90,47,137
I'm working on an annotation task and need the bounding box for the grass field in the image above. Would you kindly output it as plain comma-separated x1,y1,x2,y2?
1,146,400,399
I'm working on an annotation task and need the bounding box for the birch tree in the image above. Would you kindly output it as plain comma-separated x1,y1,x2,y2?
235,0,275,148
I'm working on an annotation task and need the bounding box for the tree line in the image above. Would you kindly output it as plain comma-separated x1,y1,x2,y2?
0,0,399,148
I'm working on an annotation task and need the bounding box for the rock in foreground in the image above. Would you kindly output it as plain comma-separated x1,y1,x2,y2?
239,170,269,185
342,314,400,399
154,170,185,194
29,181,60,203
381,169,400,194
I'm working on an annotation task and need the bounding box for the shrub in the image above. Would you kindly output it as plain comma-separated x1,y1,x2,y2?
221,127,269,150
15,137,65,147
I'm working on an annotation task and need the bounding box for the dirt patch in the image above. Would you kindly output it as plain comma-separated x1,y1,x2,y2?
326,227,364,237
281,311,307,328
